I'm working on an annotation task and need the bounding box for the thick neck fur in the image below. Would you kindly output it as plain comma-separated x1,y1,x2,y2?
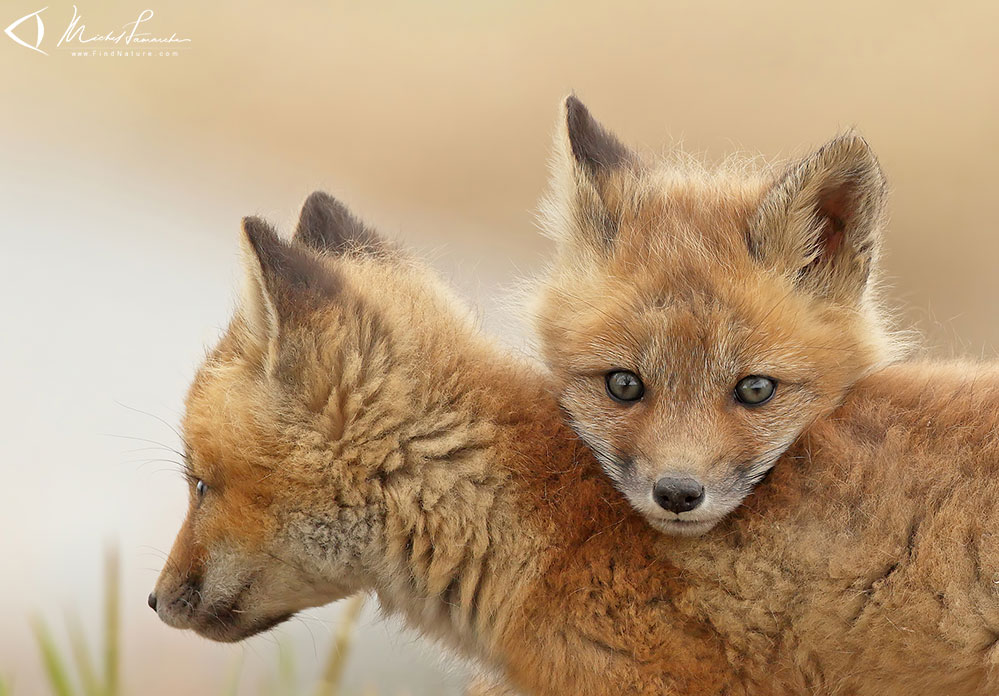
368,355,563,666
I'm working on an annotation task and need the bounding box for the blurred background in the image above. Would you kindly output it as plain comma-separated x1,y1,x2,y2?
1,0,997,693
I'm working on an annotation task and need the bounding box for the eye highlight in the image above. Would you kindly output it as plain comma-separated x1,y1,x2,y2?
606,370,645,403
196,480,208,498
734,375,776,405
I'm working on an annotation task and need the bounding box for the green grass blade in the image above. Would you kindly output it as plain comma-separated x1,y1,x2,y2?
65,613,100,696
0,675,11,696
219,656,242,696
313,594,365,696
103,548,120,696
277,642,295,696
31,617,74,696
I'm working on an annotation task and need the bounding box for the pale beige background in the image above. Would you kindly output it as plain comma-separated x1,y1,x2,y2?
1,1,997,693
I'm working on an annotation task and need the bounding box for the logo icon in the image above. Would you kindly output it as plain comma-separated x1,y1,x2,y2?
5,7,48,55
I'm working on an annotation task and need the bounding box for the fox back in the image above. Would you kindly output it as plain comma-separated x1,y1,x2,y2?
533,97,907,534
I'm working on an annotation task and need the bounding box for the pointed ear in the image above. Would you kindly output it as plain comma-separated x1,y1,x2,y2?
293,191,387,256
239,216,342,353
550,95,637,251
748,133,887,302
564,95,634,178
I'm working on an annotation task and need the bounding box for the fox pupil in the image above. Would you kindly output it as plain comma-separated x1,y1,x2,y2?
196,480,207,497
735,376,777,405
606,370,645,403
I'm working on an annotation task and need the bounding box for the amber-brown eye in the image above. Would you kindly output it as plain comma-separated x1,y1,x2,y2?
606,370,645,403
735,375,776,405
196,480,208,498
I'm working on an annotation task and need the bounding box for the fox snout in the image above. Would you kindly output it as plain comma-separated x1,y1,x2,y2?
611,451,745,536
149,516,273,642
151,562,293,643
148,573,205,629
652,477,705,514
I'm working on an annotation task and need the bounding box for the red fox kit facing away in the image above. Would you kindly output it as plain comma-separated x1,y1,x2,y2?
151,192,999,695
533,96,905,535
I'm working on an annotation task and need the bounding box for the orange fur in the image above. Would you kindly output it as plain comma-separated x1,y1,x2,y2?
151,191,999,695
532,97,908,535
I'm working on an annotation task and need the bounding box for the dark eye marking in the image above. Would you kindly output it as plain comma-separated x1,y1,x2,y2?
734,375,777,406
605,370,645,404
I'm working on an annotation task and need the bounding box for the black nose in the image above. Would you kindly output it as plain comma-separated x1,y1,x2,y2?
653,477,705,513
147,592,158,611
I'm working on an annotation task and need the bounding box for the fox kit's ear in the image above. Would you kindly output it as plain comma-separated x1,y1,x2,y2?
293,191,386,256
749,134,887,302
564,95,633,180
239,216,342,356
549,95,637,252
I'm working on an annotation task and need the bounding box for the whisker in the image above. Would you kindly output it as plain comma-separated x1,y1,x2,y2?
114,401,190,449
123,457,186,471
104,433,186,460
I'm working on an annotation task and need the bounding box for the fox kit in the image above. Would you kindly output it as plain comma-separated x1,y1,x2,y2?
151,192,999,695
534,96,904,535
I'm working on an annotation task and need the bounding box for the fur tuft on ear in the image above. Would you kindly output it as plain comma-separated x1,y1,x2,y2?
239,216,343,354
547,95,638,252
293,191,387,256
748,133,888,303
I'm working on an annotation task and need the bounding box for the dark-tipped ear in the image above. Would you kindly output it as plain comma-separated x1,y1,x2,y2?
550,95,637,251
748,134,887,302
240,216,342,351
293,191,386,256
564,95,634,178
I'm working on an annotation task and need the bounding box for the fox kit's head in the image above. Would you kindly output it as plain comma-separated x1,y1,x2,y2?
534,97,902,536
151,193,475,640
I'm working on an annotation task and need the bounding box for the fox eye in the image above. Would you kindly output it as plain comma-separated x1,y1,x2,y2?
196,480,208,498
606,370,645,403
735,375,776,405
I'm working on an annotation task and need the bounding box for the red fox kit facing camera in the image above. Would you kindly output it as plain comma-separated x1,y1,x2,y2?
534,97,904,535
